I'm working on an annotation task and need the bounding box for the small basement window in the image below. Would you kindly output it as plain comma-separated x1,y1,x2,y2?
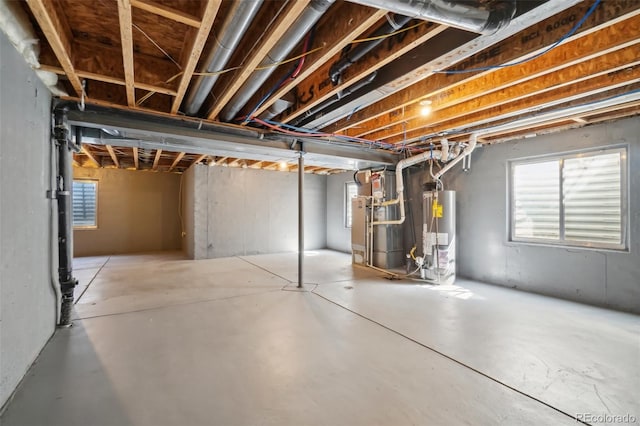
345,182,358,228
509,146,627,250
73,180,98,229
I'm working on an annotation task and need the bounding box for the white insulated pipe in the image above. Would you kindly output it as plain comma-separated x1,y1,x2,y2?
372,134,477,225
0,0,67,96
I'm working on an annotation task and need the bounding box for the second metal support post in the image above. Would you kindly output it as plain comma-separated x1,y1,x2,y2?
298,151,304,288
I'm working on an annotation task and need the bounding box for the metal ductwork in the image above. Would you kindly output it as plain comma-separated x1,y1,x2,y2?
183,0,263,116
330,14,412,85
258,94,295,120
219,0,335,122
345,0,516,35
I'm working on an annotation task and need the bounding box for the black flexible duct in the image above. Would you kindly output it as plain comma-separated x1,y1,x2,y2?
329,14,412,85
293,71,378,126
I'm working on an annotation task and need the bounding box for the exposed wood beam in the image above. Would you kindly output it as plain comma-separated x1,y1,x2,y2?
387,70,640,144
323,0,640,134
105,145,120,168
131,0,201,28
247,160,263,169
207,0,312,120
578,100,640,119
168,152,186,172
436,99,640,145
193,154,207,165
133,147,139,169
171,0,222,114
369,43,640,141
352,14,640,139
573,117,589,124
153,149,162,170
249,5,388,118
26,0,83,95
39,65,179,97
117,0,136,106
214,156,228,166
263,163,278,171
72,158,81,167
82,145,100,167
280,23,448,124
73,39,181,94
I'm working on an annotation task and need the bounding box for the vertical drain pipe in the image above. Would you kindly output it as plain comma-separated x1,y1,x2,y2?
54,108,78,326
298,147,304,288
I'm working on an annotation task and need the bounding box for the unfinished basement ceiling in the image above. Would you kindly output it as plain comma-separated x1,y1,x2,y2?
16,0,640,173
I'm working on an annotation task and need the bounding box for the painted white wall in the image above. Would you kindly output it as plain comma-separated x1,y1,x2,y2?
326,172,353,253
183,165,327,259
0,32,57,407
442,118,640,313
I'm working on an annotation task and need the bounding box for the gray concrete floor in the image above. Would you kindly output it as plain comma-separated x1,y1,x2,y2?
2,250,638,426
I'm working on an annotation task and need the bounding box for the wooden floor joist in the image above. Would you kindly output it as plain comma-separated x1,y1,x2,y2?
105,145,120,168
350,14,640,139
170,0,222,114
82,145,100,167
133,147,139,169
248,5,389,119
131,0,201,28
152,149,162,170
168,152,186,172
117,0,135,106
372,45,640,142
279,23,448,124
322,0,640,135
27,0,83,96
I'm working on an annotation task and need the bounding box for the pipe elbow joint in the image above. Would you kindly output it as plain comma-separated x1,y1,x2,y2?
482,0,517,34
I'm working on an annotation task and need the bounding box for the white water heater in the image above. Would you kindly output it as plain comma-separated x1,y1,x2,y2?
421,190,456,284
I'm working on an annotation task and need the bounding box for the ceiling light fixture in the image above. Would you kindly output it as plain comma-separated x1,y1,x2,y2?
420,99,432,116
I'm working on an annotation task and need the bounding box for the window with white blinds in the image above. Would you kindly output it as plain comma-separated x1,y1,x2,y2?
345,182,358,228
510,146,627,250
73,180,98,228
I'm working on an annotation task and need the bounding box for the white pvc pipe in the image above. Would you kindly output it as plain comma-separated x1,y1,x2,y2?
434,134,477,180
372,148,444,225
0,0,67,95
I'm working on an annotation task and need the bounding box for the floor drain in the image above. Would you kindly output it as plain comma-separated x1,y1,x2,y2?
344,286,353,290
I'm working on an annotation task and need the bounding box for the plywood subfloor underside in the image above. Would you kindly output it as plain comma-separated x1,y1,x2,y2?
2,250,638,425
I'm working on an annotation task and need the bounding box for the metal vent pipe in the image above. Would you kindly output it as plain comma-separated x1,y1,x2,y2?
219,0,335,122
345,0,516,35
183,0,263,116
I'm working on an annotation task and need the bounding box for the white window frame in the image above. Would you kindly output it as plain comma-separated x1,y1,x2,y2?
508,145,628,251
345,181,358,228
73,179,98,229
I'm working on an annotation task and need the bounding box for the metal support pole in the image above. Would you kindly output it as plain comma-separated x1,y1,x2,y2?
298,150,304,288
54,109,78,326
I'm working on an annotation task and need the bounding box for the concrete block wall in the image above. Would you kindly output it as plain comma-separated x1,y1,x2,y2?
73,167,182,257
0,33,57,408
183,164,327,259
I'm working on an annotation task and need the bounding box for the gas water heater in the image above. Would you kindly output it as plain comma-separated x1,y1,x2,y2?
420,190,456,284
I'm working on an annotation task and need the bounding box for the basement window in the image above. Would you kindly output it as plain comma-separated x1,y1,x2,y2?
345,182,358,228
73,180,98,229
509,146,627,250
